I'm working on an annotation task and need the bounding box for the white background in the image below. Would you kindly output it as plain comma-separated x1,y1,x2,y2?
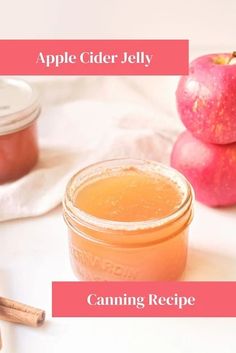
0,1,236,352
0,0,235,51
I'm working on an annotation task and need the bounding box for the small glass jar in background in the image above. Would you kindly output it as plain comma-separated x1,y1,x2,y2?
0,78,40,184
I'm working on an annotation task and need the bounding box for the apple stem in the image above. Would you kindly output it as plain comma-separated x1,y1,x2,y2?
228,51,236,64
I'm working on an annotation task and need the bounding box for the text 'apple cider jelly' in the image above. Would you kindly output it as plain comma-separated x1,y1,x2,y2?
0,78,40,184
63,159,194,281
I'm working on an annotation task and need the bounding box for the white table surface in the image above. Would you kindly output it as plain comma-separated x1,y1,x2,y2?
0,202,235,353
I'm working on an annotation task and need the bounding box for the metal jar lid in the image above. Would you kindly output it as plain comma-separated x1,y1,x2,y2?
0,78,41,136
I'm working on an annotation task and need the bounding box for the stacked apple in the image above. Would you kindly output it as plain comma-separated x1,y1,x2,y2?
171,52,236,206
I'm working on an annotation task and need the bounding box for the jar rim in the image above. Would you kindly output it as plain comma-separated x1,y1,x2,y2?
64,158,193,232
0,78,40,135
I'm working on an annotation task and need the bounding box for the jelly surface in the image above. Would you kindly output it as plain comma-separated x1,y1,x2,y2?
75,167,183,222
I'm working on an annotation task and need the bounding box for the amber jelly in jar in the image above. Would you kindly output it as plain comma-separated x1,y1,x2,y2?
63,159,194,281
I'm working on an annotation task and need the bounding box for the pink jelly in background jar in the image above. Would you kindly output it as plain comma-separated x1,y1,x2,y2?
0,79,40,184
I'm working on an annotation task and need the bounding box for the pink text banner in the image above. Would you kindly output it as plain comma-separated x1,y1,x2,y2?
0,40,188,75
52,281,236,317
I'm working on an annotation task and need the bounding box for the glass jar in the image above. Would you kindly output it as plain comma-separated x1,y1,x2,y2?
63,159,194,281
0,78,40,184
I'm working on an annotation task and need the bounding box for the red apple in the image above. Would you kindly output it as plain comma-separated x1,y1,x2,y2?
171,131,236,207
176,52,236,144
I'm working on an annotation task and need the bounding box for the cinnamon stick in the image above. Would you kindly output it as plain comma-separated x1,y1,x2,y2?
0,297,45,328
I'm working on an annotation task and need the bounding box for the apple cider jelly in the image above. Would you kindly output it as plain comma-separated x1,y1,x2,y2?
63,159,194,281
0,79,40,184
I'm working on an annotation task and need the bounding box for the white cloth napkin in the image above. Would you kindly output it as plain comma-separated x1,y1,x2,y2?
0,99,181,222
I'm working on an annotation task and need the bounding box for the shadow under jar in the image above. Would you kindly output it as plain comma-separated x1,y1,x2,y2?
63,159,194,281
0,78,40,184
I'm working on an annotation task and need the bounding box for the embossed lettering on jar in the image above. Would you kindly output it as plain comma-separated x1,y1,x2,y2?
63,159,194,281
0,79,40,184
